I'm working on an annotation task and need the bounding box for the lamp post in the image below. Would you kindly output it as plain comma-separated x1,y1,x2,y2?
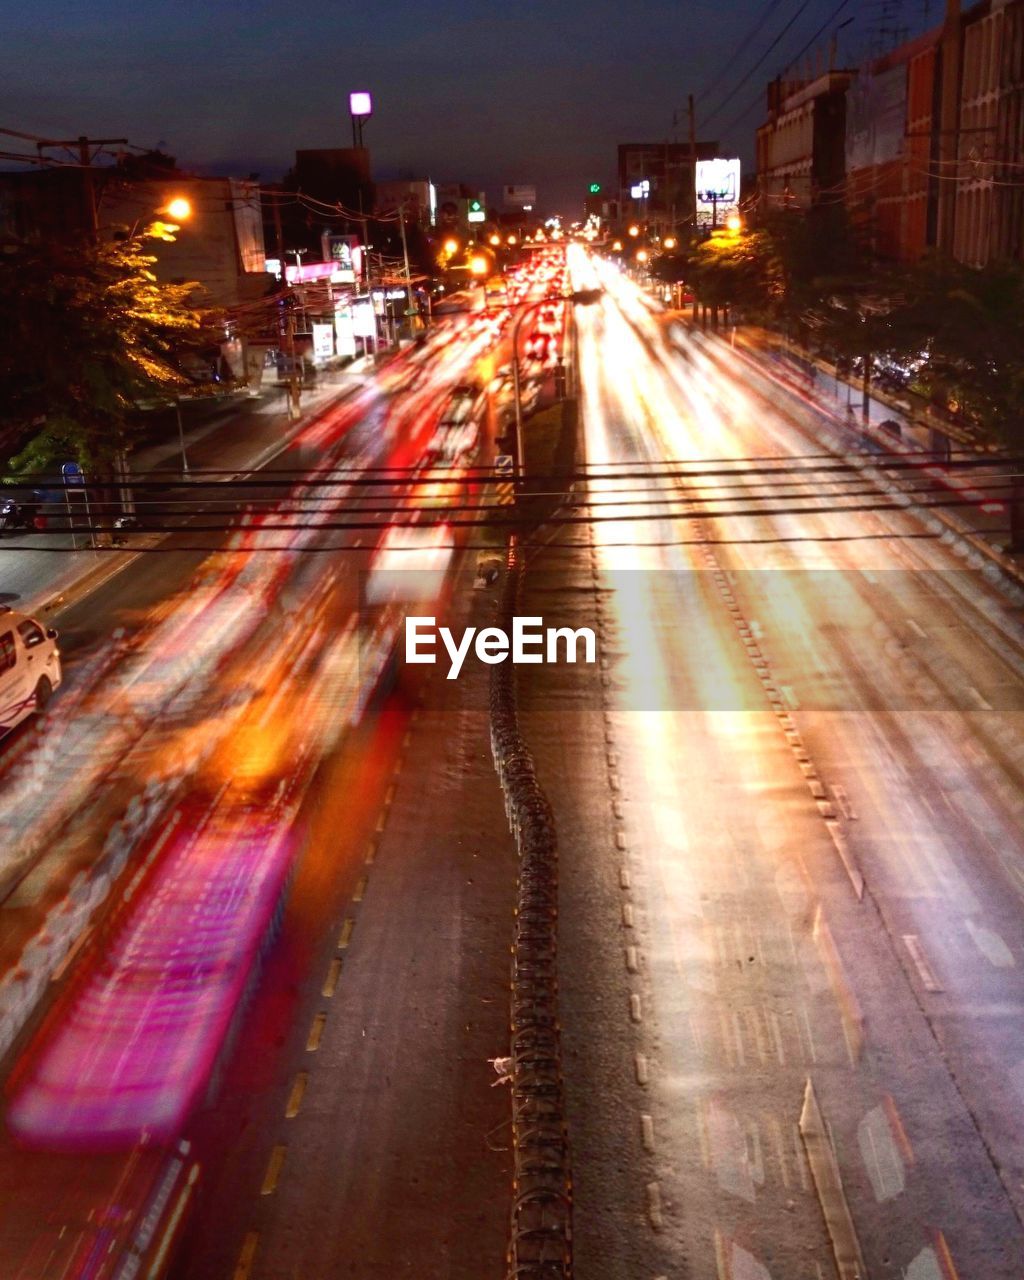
348,91,372,147
510,288,601,481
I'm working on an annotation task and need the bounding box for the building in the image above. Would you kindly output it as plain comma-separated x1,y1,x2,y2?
617,141,718,233
756,68,855,212
841,0,1024,265
375,178,436,227
0,161,268,309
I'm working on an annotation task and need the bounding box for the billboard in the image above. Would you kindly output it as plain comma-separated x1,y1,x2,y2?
695,157,740,228
846,65,907,172
503,183,536,209
312,323,334,362
334,305,357,358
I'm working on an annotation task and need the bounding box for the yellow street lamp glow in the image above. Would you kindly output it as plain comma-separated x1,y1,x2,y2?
663,236,677,249
507,234,517,245
726,213,742,233
612,240,623,251
636,249,648,262
469,255,489,276
443,238,459,256
164,196,192,221
488,233,501,246
627,224,639,237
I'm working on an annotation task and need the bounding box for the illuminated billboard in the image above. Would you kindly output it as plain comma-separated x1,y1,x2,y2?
695,158,740,228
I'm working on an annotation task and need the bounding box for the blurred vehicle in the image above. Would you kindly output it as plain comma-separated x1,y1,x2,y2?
0,606,61,733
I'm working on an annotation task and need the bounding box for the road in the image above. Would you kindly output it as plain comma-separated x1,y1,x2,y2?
507,245,1024,1278
0,285,535,1279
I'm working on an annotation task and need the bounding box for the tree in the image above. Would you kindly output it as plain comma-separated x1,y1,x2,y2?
0,223,202,474
879,254,1024,450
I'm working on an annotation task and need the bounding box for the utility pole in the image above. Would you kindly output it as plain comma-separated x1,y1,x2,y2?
688,93,698,237
36,134,127,236
397,196,416,339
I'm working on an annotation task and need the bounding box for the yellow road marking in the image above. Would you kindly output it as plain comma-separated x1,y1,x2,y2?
233,1232,259,1280
338,919,354,949
306,1012,327,1052
322,958,343,998
353,876,367,903
285,1072,308,1118
260,1145,286,1196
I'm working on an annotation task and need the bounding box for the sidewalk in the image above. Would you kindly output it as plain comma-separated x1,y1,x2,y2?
0,366,370,620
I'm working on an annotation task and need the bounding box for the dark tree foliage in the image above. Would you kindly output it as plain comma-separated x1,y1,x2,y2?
0,224,202,473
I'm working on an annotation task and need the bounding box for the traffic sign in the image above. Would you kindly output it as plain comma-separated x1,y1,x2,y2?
61,461,85,487
589,182,601,194
495,454,514,475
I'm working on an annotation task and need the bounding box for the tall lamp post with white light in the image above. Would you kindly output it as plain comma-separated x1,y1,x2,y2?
349,91,372,147
510,288,602,481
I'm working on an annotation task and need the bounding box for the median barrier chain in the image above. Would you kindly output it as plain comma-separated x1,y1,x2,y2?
489,541,572,1280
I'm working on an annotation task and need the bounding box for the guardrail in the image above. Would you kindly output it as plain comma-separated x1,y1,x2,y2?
489,541,572,1280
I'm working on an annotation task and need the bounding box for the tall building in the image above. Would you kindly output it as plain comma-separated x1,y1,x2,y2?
756,68,855,212
839,0,1024,265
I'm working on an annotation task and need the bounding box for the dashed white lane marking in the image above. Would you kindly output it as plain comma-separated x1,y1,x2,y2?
622,903,635,928
902,934,944,992
831,785,857,821
352,875,367,903
635,1052,649,1085
966,685,993,712
615,830,627,850
645,1181,664,1230
825,821,864,900
625,945,639,973
620,868,632,890
338,919,354,949
630,993,643,1023
640,1114,656,1152
906,617,927,639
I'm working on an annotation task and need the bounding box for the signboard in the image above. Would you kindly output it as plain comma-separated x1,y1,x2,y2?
846,65,907,172
502,183,536,209
312,323,334,362
630,179,650,199
61,461,84,487
695,157,740,228
352,299,376,338
349,91,372,117
334,305,357,358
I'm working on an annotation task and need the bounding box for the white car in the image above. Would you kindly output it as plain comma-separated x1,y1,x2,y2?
0,606,62,735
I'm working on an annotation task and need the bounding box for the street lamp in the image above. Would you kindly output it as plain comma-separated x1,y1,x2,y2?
164,196,192,222
628,224,640,237
726,213,742,234
349,90,372,147
510,288,602,481
663,236,677,250
636,248,648,262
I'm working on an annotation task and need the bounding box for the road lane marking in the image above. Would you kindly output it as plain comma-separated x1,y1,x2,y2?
831,785,857,820
781,685,800,708
620,868,631,889
645,1181,663,1230
260,1145,286,1196
635,1052,649,1085
966,685,993,711
322,957,343,998
640,1114,655,1151
799,1080,867,1280
902,934,943,992
814,908,864,1064
353,875,367,903
383,783,396,807
907,617,927,639
306,1012,327,1052
338,919,354,949
285,1072,308,1118
233,1232,259,1280
630,993,643,1023
622,903,634,927
364,840,378,866
825,821,864,900
625,945,639,973
615,830,627,850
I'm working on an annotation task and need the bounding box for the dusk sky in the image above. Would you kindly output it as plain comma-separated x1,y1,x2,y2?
3,0,927,214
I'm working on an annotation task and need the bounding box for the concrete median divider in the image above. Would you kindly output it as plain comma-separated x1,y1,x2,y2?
489,540,572,1280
